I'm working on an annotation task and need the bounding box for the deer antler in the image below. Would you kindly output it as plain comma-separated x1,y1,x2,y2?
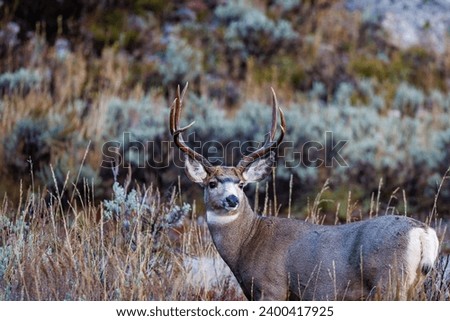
236,88,285,169
170,83,213,169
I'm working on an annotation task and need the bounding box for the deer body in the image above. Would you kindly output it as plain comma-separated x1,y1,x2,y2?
170,85,439,300
207,197,437,300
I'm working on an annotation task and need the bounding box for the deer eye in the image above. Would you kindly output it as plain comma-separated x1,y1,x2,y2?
238,182,245,189
208,181,218,189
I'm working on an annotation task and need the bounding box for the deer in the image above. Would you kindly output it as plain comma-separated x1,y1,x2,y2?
169,84,440,300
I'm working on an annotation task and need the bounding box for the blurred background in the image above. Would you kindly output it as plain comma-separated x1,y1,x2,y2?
1,0,450,301
1,0,450,221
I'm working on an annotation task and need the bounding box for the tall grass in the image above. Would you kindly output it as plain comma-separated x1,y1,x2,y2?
0,167,448,300
0,167,243,300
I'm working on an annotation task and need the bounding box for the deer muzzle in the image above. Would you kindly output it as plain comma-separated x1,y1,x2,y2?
223,195,239,209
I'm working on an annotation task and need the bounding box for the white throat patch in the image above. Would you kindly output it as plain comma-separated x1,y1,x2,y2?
206,210,240,225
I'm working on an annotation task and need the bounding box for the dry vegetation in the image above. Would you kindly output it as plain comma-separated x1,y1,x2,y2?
0,0,449,300
0,173,243,300
0,172,448,300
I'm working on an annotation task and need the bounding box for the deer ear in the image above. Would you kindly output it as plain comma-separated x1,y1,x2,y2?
184,155,208,185
242,152,275,183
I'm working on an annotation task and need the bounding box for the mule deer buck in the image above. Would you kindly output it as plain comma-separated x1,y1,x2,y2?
169,84,439,300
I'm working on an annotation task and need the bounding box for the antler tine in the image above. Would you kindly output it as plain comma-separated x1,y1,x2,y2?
277,105,286,145
269,87,278,142
175,83,189,126
260,88,278,146
174,85,181,131
170,83,213,168
237,89,285,169
171,84,194,134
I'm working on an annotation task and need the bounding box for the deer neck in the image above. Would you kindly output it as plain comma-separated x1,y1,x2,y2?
206,197,259,269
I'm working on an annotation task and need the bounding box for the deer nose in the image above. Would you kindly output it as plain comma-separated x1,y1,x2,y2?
224,195,239,208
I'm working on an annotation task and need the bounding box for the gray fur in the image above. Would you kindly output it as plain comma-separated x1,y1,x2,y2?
207,194,428,300
242,153,276,183
184,155,208,184
185,164,438,300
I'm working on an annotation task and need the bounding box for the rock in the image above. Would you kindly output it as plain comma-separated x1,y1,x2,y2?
345,0,450,55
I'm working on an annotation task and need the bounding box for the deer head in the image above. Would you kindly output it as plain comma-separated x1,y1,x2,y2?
169,84,285,217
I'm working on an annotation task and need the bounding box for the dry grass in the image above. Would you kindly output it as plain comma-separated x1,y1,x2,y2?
0,171,448,301
0,176,244,300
